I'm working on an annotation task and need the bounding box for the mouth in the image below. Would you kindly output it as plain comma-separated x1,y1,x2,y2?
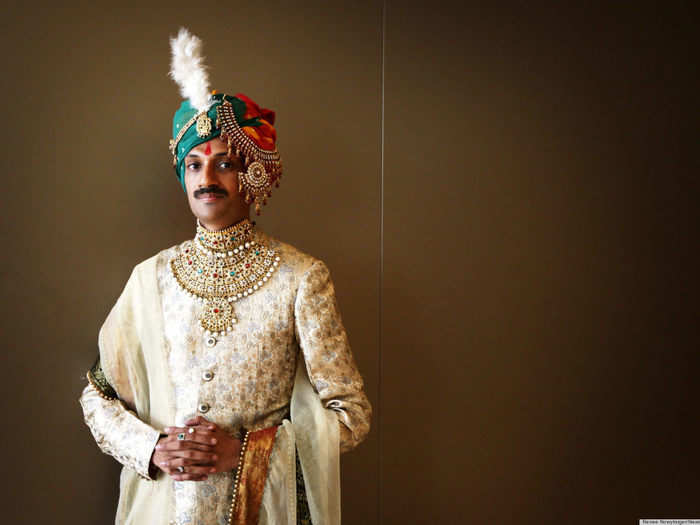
196,193,226,202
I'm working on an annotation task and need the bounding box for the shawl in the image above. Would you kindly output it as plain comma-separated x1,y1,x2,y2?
99,254,340,524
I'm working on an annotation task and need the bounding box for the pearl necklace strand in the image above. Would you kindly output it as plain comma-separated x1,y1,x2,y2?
169,219,280,337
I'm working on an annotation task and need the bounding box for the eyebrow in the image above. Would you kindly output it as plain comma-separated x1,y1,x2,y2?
185,152,229,158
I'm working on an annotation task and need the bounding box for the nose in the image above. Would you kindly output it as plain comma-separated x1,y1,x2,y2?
200,158,219,187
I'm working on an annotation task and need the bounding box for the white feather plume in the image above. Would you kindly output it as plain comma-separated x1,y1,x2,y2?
169,27,211,112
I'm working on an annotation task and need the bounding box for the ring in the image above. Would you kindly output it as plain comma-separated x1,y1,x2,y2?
177,433,186,441
177,466,185,473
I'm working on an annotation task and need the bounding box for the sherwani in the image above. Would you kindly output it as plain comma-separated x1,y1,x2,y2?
79,226,371,525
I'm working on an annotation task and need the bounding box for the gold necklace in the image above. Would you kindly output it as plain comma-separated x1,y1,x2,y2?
169,219,280,337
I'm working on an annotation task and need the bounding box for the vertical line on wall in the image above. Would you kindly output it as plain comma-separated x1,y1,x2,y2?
378,0,385,523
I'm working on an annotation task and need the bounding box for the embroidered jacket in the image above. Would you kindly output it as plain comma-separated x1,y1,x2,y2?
79,226,371,524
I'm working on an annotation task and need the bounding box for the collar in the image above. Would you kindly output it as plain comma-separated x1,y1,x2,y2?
195,217,256,254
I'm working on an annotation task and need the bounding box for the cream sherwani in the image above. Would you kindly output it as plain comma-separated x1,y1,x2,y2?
79,225,371,525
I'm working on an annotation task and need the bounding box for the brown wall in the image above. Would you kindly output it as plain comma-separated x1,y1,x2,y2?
0,3,381,524
1,3,698,525
380,3,699,524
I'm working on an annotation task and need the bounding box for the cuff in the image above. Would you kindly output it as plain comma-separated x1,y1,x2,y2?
134,427,163,480
79,383,163,481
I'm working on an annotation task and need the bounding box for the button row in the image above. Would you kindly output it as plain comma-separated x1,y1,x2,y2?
198,369,214,414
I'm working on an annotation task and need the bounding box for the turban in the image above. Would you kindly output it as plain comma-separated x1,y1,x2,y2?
168,27,282,213
170,92,281,191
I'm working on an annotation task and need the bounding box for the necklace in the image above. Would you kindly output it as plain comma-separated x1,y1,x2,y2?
169,218,280,338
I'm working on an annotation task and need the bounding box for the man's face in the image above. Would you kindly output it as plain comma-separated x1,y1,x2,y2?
184,138,249,229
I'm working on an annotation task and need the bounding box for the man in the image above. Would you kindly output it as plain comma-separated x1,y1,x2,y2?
79,28,371,525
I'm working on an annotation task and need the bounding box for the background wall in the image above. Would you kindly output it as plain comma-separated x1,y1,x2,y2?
0,3,698,525
381,3,698,524
0,3,381,524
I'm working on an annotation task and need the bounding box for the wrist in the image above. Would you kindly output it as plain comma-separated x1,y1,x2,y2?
148,434,167,477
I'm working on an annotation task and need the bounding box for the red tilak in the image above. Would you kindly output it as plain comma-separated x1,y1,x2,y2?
204,142,212,155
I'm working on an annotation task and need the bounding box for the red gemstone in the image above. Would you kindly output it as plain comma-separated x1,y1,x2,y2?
213,241,218,245
213,273,218,278
245,263,250,268
185,249,189,253
188,260,192,265
214,308,219,313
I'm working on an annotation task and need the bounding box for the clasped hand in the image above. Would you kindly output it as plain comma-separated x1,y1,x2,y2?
151,416,242,481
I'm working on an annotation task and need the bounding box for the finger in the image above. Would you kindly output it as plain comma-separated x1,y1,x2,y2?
158,460,217,476
184,416,217,430
161,450,219,464
156,440,216,453
184,415,209,425
164,425,216,437
157,456,215,470
152,450,171,465
160,430,217,446
163,459,217,472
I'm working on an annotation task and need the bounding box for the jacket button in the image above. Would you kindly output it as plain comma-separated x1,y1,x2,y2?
202,370,214,381
198,403,210,414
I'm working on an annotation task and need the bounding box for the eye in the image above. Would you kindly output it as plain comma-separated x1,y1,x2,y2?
186,161,201,170
218,160,233,170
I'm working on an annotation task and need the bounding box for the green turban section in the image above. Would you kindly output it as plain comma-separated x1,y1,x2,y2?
171,93,263,191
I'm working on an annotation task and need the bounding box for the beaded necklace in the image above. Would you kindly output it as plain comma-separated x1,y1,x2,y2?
169,218,280,339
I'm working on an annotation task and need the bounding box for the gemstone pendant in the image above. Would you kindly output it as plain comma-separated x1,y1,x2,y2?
199,297,236,334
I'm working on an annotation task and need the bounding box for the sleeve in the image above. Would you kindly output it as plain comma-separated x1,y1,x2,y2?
79,355,162,480
294,259,372,453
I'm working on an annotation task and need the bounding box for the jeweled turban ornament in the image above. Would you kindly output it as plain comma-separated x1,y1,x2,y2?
168,28,282,215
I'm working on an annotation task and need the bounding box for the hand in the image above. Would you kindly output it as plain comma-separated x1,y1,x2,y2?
151,422,219,482
183,416,242,473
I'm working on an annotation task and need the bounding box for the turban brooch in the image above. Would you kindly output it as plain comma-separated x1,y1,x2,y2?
168,28,281,215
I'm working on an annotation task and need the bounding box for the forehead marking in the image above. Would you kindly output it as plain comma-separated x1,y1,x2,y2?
204,142,212,155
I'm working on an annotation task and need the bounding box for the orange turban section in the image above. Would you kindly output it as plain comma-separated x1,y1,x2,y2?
234,93,278,152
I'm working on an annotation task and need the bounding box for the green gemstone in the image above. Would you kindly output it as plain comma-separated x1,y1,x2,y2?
229,271,236,276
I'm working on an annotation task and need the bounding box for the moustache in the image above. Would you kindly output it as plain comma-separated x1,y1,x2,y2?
194,185,229,199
